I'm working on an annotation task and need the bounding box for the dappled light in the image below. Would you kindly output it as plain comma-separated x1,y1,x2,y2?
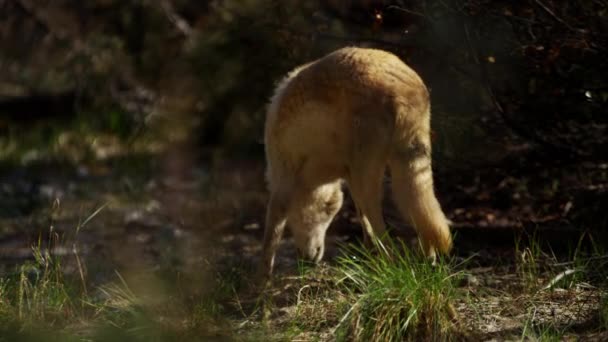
0,0,606,340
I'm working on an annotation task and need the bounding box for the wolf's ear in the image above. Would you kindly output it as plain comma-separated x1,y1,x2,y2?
323,190,343,216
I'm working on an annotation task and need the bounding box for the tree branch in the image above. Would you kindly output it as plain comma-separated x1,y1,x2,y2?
159,0,192,37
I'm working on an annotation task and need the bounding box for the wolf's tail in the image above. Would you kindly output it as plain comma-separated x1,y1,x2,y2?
390,108,452,256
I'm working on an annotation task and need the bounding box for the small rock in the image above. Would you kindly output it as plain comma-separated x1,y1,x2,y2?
39,184,64,200
466,274,480,286
77,166,90,177
243,223,260,231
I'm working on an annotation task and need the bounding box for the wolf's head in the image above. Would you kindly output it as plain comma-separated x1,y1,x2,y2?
288,182,343,263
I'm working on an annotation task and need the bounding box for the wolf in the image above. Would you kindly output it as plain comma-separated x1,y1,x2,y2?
260,47,452,277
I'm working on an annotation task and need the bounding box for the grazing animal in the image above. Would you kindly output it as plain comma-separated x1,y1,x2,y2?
260,47,452,277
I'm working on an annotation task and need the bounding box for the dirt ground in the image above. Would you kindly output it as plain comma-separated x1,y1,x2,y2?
0,143,606,340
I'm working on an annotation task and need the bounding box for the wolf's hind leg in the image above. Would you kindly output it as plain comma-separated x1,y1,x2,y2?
347,132,389,246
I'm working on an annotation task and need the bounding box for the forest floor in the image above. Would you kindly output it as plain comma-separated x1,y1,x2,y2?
0,126,606,341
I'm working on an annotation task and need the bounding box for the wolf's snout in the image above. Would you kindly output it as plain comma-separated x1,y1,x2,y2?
297,245,323,263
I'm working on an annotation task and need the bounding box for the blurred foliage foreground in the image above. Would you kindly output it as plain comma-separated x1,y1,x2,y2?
0,0,607,340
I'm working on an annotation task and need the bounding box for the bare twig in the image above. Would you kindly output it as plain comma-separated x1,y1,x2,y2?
386,5,425,17
296,284,311,306
541,268,579,290
552,254,608,267
533,0,579,31
159,0,192,37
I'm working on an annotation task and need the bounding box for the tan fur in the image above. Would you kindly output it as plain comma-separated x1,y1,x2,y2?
260,47,452,277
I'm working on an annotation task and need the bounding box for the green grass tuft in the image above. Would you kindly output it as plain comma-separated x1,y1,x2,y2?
600,295,608,331
334,238,461,341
